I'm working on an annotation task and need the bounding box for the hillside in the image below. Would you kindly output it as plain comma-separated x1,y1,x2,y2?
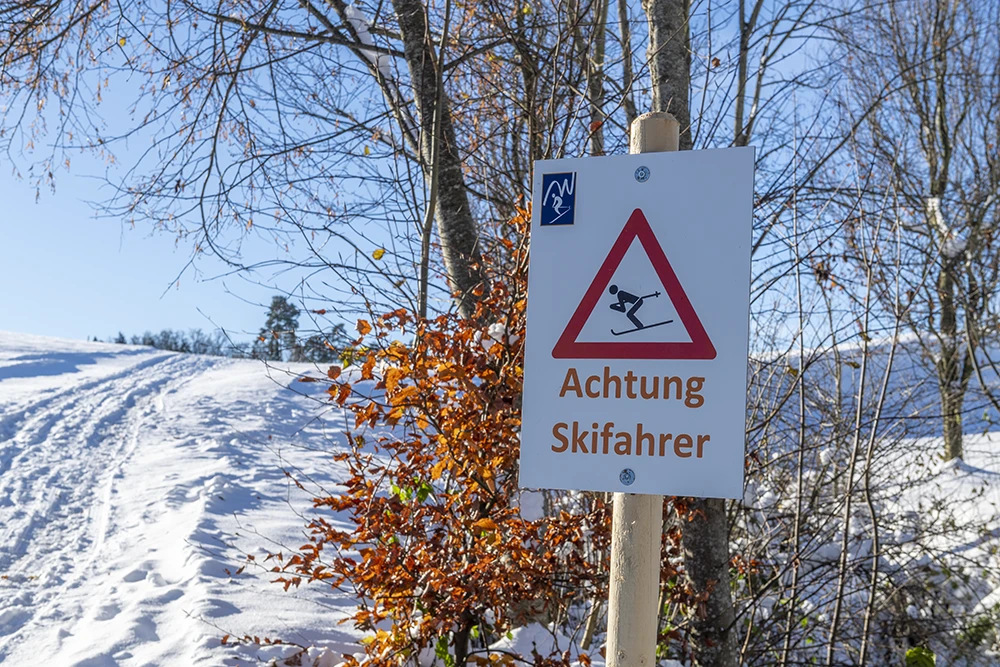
5,331,1000,665
0,332,359,665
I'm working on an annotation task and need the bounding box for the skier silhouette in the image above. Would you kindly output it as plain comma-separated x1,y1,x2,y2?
550,193,565,216
609,285,661,329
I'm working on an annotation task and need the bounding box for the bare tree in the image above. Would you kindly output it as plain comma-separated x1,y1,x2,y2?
836,0,1000,461
639,0,738,662
1,0,612,319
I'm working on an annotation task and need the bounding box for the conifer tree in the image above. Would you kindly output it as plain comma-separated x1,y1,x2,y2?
256,297,300,361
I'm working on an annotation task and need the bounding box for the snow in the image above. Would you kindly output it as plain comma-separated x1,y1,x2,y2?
0,332,610,666
6,329,1000,664
0,332,360,664
487,624,682,667
942,236,967,258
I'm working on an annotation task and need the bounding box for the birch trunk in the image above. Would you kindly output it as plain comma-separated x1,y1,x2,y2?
393,0,485,318
641,0,691,147
639,0,736,664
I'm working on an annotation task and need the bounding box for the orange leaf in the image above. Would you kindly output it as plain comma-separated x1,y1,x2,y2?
361,353,376,380
298,376,318,382
391,384,418,405
386,406,405,425
221,635,230,645
357,319,372,336
327,365,342,380
472,518,497,531
384,367,403,393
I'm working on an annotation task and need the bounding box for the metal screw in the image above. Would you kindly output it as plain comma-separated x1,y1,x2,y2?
634,166,650,183
620,468,635,486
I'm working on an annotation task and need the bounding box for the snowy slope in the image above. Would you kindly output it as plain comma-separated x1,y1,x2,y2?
0,332,361,665
6,329,1000,666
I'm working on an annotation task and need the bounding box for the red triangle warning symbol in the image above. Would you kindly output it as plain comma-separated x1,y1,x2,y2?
551,208,717,360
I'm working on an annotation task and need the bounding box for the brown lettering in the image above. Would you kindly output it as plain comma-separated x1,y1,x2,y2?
624,370,638,399
603,366,621,399
601,422,614,454
571,422,589,453
663,376,682,400
697,434,710,457
673,433,693,458
559,368,582,398
614,431,632,455
636,423,654,456
552,423,569,452
659,433,673,457
685,377,705,408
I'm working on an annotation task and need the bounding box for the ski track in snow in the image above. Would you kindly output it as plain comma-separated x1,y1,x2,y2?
0,333,360,665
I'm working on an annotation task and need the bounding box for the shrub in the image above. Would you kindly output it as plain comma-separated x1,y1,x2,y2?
273,213,610,667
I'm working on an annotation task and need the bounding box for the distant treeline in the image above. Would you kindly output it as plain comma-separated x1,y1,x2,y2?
108,329,246,357
108,296,353,363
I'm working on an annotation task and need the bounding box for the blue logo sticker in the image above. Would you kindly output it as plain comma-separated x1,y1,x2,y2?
541,172,576,226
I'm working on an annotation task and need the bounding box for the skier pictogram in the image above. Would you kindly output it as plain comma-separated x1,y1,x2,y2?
551,208,716,360
549,193,569,220
608,285,673,336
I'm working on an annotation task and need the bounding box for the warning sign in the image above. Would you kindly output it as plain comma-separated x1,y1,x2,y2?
551,208,716,360
520,148,754,498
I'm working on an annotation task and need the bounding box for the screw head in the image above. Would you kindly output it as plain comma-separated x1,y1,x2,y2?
620,468,636,486
634,166,650,183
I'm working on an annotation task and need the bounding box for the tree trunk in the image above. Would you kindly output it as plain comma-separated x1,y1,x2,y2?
586,0,609,156
453,611,475,667
641,0,691,147
639,0,736,665
639,0,735,664
683,498,737,667
936,260,965,461
616,0,637,131
392,0,485,318
941,386,964,458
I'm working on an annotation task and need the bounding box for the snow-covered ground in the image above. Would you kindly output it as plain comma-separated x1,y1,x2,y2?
0,332,361,665
5,330,1000,665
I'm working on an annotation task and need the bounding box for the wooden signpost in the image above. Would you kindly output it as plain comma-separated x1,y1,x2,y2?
606,112,678,667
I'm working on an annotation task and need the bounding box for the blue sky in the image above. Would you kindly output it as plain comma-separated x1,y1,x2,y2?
0,59,401,345
1,164,270,343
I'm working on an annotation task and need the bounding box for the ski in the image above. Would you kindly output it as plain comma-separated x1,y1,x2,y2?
611,320,673,336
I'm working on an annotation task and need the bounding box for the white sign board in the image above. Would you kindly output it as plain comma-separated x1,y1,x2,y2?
519,148,754,498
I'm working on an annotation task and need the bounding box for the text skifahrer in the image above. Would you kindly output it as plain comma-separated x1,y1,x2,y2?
551,366,710,459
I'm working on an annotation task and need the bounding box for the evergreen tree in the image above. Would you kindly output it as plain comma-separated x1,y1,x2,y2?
298,324,350,363
255,296,300,361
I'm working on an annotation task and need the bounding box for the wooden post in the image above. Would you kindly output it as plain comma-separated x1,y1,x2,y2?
605,111,677,667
